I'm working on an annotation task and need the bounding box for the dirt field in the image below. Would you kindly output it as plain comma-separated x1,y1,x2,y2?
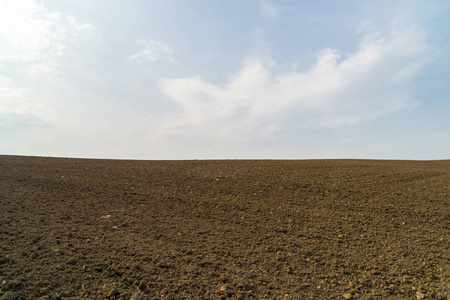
0,156,449,299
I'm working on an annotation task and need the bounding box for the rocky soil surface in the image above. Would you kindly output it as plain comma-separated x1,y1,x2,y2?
0,156,449,299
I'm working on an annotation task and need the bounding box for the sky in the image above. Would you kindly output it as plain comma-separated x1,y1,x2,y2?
1,0,450,160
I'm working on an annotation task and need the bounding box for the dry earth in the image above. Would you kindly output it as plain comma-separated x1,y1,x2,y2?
0,155,449,299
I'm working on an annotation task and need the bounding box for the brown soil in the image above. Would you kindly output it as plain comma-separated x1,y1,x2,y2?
0,156,449,299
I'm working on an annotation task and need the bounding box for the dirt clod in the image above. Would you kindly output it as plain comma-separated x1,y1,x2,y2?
416,291,425,300
0,292,22,300
343,293,353,299
130,292,144,300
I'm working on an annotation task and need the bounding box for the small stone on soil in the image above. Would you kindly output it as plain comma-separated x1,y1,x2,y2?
416,291,425,300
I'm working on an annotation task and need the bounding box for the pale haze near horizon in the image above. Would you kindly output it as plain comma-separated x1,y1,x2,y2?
1,0,449,160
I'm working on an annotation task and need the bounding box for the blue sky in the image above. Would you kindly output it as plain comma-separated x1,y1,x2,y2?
1,0,449,159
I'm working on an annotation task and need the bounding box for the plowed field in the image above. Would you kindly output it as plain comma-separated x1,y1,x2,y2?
0,156,449,299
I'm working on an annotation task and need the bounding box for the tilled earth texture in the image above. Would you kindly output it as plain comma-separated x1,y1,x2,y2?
0,156,449,300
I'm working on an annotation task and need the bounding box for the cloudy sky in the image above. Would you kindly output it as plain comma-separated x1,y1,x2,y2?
1,0,449,159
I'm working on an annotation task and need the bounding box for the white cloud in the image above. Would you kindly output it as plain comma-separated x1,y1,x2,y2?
0,0,95,64
0,0,95,126
0,76,56,124
150,23,429,144
129,40,176,63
